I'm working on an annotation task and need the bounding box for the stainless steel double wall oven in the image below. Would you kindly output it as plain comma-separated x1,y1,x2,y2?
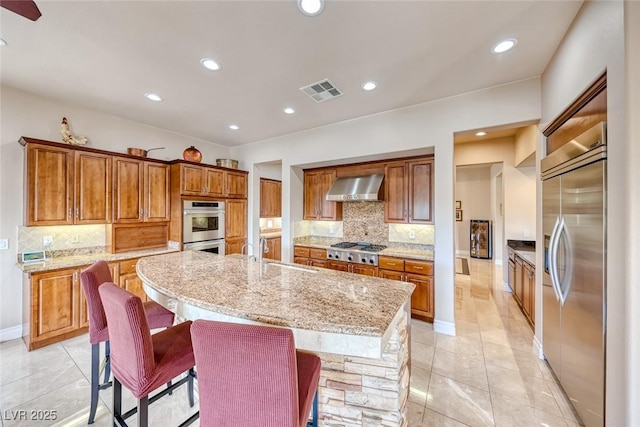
182,200,225,254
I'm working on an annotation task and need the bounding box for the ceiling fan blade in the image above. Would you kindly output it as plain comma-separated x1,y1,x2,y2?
0,0,42,21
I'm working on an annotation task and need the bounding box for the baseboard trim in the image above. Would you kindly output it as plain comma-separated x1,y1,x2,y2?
503,282,512,292
533,335,544,360
433,320,456,336
0,324,26,342
495,258,503,266
455,250,470,258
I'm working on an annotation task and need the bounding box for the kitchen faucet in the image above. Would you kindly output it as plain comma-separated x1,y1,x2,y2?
258,237,269,262
241,242,256,261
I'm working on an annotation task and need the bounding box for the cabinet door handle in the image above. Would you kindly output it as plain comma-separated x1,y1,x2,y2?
139,209,144,217
75,208,79,218
68,208,72,219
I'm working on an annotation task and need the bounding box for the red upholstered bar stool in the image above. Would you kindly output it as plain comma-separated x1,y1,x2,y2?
191,320,321,427
99,283,198,427
80,261,175,424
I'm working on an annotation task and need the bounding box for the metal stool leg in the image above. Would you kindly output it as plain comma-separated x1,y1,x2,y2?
187,368,195,407
88,343,100,424
103,341,111,385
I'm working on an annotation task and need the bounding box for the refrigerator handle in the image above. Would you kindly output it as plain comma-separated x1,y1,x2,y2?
549,216,562,301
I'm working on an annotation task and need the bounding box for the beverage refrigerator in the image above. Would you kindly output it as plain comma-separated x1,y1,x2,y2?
470,219,492,259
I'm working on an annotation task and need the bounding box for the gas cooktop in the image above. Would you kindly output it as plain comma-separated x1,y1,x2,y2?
327,242,387,266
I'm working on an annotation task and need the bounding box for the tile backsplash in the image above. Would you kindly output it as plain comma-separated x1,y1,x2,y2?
294,202,434,246
18,224,106,254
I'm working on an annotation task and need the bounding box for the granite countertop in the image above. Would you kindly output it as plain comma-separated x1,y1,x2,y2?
259,231,282,238
137,251,415,338
293,236,434,261
17,246,179,274
515,250,536,267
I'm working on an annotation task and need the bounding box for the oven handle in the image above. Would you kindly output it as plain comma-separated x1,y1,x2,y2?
183,209,225,215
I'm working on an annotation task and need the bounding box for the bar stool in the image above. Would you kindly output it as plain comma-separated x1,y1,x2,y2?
99,283,198,427
80,261,175,424
190,320,321,427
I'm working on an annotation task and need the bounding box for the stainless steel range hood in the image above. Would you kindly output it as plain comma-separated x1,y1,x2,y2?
325,174,384,201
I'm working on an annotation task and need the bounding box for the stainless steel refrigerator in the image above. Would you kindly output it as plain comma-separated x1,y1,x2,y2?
470,219,492,259
542,122,606,427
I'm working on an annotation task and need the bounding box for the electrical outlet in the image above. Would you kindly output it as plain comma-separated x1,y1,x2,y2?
523,229,530,238
0,238,8,250
42,235,53,247
409,230,416,240
329,225,334,234
71,234,80,244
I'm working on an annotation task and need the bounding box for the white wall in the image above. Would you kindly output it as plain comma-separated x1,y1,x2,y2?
231,78,542,335
540,1,631,424
625,2,640,424
0,85,230,338
454,165,492,256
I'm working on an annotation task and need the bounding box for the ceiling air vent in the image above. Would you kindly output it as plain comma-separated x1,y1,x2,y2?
300,79,343,103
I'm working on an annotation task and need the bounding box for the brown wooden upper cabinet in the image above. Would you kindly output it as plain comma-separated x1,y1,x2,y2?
172,162,247,198
26,144,112,225
113,157,170,223
384,158,433,224
225,199,247,254
260,178,282,218
303,169,342,220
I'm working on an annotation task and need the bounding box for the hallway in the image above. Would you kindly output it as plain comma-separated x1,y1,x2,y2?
407,258,581,426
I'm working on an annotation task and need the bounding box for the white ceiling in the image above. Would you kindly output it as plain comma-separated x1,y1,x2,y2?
0,1,583,148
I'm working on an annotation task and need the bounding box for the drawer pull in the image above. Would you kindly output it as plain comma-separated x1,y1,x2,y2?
413,266,423,270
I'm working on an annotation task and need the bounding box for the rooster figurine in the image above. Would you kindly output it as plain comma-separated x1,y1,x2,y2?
60,117,89,145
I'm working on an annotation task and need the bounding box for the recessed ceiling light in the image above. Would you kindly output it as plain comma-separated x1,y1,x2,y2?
229,124,239,130
201,58,221,71
362,81,377,91
284,107,295,114
144,93,163,102
476,131,487,136
298,0,324,16
0,38,7,47
491,38,518,54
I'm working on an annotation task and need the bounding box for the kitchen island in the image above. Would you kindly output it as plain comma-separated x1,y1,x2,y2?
137,251,414,427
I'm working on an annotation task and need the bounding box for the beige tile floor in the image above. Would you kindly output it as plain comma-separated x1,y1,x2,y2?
0,259,582,426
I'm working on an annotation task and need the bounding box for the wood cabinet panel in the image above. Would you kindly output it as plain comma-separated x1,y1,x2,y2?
384,158,433,224
113,157,143,222
180,164,206,195
515,258,524,305
26,144,74,225
144,162,170,221
75,151,112,224
407,159,433,223
226,170,248,198
263,237,281,261
327,260,349,272
406,274,434,320
260,178,282,218
377,255,434,322
384,162,407,223
204,168,225,197
294,246,310,258
309,259,328,268
379,256,405,272
225,238,246,255
120,272,147,302
225,199,247,241
32,269,78,341
379,269,404,281
352,264,378,277
309,248,327,259
303,169,342,220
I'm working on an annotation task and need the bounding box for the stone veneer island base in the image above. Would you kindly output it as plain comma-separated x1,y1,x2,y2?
137,251,414,427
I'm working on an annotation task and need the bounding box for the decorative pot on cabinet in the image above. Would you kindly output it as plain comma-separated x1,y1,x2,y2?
183,146,202,163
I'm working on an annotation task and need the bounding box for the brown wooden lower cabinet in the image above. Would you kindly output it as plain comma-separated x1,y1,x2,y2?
25,256,147,351
293,246,327,267
507,248,536,327
379,256,434,322
262,236,281,261
225,238,246,255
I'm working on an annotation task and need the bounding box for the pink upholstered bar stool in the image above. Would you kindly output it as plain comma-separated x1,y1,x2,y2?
80,260,175,424
99,283,198,427
191,320,321,427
